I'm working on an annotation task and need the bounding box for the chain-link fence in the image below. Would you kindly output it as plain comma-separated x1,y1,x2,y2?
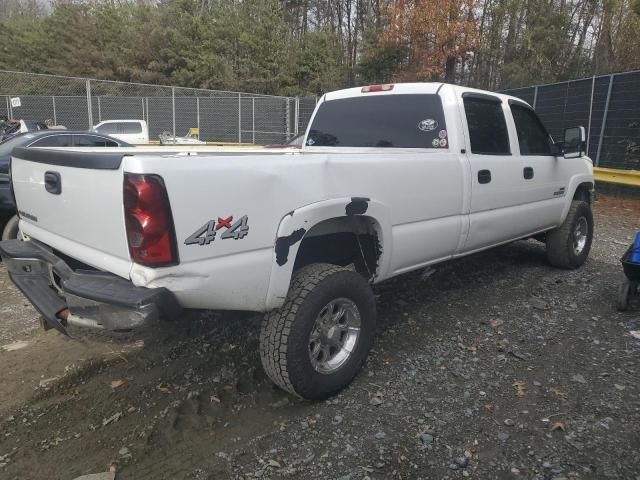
500,70,640,170
0,70,319,145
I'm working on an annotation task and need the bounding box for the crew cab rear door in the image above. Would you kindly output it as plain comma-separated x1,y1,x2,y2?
10,147,132,278
458,92,527,252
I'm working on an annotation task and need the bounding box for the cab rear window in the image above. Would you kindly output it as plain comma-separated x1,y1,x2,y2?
307,94,448,148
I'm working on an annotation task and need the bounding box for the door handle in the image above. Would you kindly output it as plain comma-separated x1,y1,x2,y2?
44,171,62,195
477,169,492,184
523,166,534,180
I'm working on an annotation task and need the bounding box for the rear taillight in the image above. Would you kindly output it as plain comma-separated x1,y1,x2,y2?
123,173,178,267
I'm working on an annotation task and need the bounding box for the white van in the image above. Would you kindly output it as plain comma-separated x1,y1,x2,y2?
92,120,149,144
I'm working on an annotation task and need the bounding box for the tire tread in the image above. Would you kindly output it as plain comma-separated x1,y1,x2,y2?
259,263,349,397
546,200,592,269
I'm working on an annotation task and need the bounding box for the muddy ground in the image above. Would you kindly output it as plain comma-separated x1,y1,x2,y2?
0,195,639,480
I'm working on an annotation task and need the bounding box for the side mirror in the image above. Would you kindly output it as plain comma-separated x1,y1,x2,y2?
563,126,586,159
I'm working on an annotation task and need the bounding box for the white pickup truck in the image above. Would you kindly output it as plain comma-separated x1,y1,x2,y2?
0,83,594,400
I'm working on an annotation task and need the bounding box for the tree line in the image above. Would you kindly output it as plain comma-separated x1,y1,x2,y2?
1,0,639,96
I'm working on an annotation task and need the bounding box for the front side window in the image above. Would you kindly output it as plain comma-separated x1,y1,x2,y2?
510,104,553,155
307,94,449,148
463,96,510,155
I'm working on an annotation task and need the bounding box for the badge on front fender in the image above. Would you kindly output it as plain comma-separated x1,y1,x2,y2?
184,215,249,246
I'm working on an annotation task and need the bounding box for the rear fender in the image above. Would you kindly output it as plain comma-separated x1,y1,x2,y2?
264,197,392,310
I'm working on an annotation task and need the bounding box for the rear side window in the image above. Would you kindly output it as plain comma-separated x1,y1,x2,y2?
30,135,72,147
74,135,119,147
463,96,510,155
307,94,449,148
510,104,553,155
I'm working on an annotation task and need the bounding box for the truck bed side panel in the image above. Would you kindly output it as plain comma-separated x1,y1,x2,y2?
124,149,465,310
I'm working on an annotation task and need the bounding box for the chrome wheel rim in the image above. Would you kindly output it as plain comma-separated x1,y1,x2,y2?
308,298,361,374
573,217,588,256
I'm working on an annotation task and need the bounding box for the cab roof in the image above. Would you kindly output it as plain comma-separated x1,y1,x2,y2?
323,82,532,109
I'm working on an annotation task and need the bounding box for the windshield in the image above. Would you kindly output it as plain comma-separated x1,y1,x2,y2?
307,94,448,148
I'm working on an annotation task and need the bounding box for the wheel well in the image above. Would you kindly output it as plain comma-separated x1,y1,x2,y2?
573,182,594,204
293,216,381,279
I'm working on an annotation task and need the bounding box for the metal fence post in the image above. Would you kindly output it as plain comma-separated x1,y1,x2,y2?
86,79,93,127
586,75,595,155
97,97,102,122
252,97,255,144
532,86,539,109
5,96,9,119
171,87,176,137
52,96,57,125
294,97,300,136
595,74,614,167
238,93,242,144
196,97,200,137
285,98,291,140
141,98,145,122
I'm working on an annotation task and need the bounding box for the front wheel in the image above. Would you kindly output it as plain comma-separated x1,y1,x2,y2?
259,263,376,400
546,200,593,269
1,215,20,241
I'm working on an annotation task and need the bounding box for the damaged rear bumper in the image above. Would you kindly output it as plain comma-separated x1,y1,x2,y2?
0,239,181,333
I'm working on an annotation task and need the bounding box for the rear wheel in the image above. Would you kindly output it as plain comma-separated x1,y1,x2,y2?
1,215,20,241
259,263,376,400
546,201,593,269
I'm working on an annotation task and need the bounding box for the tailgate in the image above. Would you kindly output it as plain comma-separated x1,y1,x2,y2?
10,147,132,278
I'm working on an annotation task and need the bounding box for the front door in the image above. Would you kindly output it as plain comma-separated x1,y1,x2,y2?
507,101,566,231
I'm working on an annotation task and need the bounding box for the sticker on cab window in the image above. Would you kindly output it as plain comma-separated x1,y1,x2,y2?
418,119,438,132
438,130,447,139
432,138,440,147
439,138,448,147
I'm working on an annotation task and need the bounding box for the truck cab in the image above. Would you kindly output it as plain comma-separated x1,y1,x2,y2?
92,120,149,144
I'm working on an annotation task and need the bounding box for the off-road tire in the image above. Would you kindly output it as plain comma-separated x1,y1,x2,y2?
546,200,593,269
259,263,376,400
1,215,19,241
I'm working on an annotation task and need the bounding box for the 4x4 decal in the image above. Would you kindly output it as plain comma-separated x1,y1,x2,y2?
185,215,249,246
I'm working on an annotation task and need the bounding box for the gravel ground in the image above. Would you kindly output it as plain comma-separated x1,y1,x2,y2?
0,195,639,480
